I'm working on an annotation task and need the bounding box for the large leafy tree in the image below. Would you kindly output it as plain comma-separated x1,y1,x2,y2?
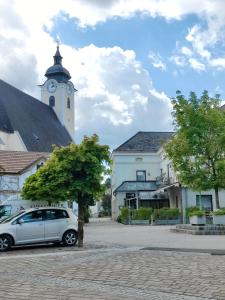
22,135,111,246
164,91,225,209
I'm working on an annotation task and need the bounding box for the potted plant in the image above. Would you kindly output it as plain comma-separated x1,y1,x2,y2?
188,210,206,225
212,208,225,225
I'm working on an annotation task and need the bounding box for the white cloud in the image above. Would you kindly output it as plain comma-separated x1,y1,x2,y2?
181,46,192,57
170,56,186,67
148,52,166,71
0,0,173,148
188,58,205,71
73,45,172,146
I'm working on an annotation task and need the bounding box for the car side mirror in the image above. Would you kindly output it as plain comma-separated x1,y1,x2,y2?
17,219,24,225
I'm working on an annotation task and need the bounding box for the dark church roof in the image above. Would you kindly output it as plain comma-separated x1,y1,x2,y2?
114,131,174,153
45,46,71,83
0,79,72,152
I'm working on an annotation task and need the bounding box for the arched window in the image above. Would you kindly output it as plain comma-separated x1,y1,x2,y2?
67,97,71,109
49,96,55,107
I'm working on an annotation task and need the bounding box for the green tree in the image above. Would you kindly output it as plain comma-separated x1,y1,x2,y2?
22,135,111,246
164,90,225,209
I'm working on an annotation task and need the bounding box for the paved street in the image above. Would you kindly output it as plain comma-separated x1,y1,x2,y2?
1,220,225,299
85,218,225,250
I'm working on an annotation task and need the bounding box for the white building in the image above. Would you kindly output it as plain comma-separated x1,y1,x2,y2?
0,44,76,152
111,131,225,221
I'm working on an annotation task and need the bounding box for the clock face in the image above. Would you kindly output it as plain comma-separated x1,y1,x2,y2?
47,80,57,93
67,82,73,95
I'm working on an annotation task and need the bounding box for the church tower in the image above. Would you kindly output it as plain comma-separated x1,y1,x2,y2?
40,44,76,141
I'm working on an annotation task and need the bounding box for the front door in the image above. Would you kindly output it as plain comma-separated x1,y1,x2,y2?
15,210,44,244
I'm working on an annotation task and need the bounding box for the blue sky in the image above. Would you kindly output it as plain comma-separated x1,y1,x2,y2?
50,13,224,99
1,0,225,148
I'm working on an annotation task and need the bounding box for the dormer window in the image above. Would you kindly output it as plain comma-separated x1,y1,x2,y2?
37,162,44,170
67,97,70,109
49,96,55,107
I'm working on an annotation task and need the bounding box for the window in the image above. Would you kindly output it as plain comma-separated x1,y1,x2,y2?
49,96,55,107
19,210,43,223
196,195,213,211
37,162,44,170
45,209,69,220
135,157,143,162
136,170,146,181
0,205,12,218
67,97,70,109
126,193,135,199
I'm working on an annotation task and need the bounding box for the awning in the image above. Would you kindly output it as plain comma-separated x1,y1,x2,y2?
113,181,157,195
154,182,180,194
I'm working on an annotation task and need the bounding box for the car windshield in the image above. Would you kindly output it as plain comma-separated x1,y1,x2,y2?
0,211,25,224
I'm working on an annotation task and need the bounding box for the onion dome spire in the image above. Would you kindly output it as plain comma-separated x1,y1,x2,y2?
45,40,71,83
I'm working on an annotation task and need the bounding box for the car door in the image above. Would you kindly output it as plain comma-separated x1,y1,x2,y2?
44,209,69,241
15,210,45,244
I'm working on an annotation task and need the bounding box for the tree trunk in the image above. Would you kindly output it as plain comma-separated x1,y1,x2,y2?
78,201,85,247
215,187,220,209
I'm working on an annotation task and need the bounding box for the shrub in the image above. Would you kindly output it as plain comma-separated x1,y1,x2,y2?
132,207,153,220
117,215,122,223
118,207,129,223
188,210,205,217
212,208,225,216
152,208,180,220
186,206,200,217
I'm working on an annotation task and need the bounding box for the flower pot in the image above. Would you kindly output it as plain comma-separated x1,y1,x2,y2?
189,215,206,225
213,215,225,225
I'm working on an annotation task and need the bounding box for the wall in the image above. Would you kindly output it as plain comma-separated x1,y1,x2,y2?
112,192,127,219
0,131,27,151
41,80,75,141
111,152,161,191
185,189,225,209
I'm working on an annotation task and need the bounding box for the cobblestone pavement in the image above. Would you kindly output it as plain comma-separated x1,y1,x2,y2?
1,247,225,300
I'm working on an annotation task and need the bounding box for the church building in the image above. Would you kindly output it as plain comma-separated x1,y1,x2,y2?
0,45,76,153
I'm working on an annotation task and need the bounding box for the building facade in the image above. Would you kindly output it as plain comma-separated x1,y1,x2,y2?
111,132,225,221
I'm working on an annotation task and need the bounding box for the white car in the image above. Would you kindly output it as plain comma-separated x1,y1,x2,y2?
0,207,78,251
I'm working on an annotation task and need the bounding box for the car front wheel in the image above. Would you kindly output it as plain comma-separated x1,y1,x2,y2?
0,235,12,252
63,230,77,247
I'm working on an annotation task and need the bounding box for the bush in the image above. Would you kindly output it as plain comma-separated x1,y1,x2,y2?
186,206,200,217
118,207,129,223
189,210,205,217
153,208,180,220
212,208,225,216
132,207,153,220
117,215,122,223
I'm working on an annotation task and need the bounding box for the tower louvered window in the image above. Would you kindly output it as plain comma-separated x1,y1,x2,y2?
49,96,55,107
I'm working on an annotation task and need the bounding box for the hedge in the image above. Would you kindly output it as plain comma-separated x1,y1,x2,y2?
117,207,180,222
152,208,180,220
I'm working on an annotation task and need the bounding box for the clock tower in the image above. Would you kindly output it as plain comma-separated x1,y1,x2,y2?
40,44,76,141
